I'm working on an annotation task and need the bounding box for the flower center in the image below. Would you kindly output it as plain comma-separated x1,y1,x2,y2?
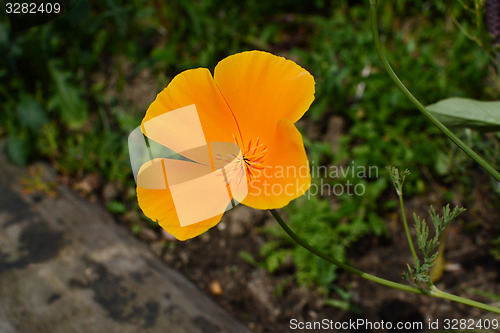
214,138,267,186
242,137,267,180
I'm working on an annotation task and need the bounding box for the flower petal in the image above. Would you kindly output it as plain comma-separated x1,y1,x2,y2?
142,68,241,159
137,68,247,240
242,118,311,209
214,50,315,147
137,185,223,240
136,158,227,240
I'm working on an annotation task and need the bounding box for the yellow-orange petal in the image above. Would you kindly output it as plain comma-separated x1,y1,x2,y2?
137,186,223,240
241,118,311,209
142,68,241,160
213,50,315,148
136,158,227,240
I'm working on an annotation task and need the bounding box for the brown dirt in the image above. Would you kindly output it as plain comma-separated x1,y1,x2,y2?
126,192,499,333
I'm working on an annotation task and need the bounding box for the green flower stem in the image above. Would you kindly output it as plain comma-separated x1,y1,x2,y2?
270,209,422,294
430,286,500,314
270,209,500,314
398,194,418,264
369,0,500,182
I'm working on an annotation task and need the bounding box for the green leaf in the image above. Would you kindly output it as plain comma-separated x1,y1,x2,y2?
5,136,31,165
322,298,352,311
16,95,48,133
238,250,259,267
427,98,500,132
106,201,127,214
265,249,290,273
48,61,88,130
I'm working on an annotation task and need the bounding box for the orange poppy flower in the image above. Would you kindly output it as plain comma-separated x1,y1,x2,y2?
132,50,315,240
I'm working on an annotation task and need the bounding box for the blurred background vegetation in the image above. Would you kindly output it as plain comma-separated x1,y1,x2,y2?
1,0,499,303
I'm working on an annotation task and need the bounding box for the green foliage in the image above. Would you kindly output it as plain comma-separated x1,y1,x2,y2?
238,250,260,267
262,195,374,291
427,98,500,132
15,94,48,132
466,287,500,302
387,166,411,197
5,135,31,166
107,200,127,214
323,285,361,313
294,1,492,173
0,0,153,180
56,129,131,181
47,61,88,130
259,241,290,273
491,236,500,260
404,205,466,288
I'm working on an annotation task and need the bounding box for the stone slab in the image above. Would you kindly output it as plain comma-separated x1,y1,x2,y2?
0,150,251,333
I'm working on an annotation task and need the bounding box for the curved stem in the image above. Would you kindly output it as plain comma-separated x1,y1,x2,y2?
270,209,423,294
430,286,500,314
270,209,500,314
369,0,500,182
398,194,418,264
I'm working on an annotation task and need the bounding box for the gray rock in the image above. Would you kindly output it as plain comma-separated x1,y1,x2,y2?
0,147,250,333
